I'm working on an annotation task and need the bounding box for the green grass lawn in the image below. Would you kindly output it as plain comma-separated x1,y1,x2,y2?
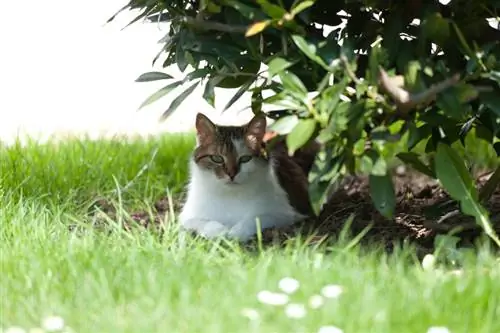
1,135,499,333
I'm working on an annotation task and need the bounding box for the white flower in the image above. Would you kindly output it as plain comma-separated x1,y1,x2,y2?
240,308,260,321
318,325,344,333
422,254,437,271
278,277,300,294
28,328,45,333
284,303,306,319
5,327,27,333
257,290,289,306
308,295,324,309
321,284,344,299
41,316,64,332
427,326,451,333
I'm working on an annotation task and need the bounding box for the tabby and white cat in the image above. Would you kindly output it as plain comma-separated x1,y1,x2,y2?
178,112,317,241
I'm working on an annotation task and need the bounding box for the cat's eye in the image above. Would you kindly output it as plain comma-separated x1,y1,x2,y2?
209,155,224,164
238,155,253,164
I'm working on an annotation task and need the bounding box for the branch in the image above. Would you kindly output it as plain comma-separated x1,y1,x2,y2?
181,16,247,33
378,68,460,113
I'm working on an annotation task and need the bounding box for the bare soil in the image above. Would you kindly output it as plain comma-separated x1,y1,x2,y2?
90,168,500,254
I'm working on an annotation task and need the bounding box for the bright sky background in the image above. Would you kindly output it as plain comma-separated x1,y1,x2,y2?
0,0,255,143
1,1,497,144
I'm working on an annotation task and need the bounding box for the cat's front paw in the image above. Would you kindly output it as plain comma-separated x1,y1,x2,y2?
227,222,259,242
199,220,230,239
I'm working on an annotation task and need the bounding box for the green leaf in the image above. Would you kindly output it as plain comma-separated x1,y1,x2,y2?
279,71,308,99
480,91,500,117
291,35,329,70
223,79,254,111
267,57,294,77
203,79,216,107
318,78,348,115
422,12,450,44
256,0,287,19
436,88,464,120
404,61,421,90
138,81,183,110
161,81,200,120
397,152,435,178
135,71,174,82
286,119,316,155
369,174,396,219
291,0,315,16
435,143,500,247
269,115,299,134
451,22,474,58
245,20,271,37
435,143,476,199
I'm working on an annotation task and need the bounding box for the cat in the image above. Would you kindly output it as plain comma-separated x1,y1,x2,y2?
178,112,319,241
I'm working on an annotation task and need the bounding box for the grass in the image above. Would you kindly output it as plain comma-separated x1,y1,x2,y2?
1,135,499,333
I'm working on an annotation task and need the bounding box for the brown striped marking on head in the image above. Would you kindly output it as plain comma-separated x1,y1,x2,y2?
193,113,268,183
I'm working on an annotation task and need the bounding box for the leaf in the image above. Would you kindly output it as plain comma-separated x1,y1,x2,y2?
397,152,435,178
203,79,216,107
291,0,315,16
122,6,156,30
480,91,500,117
135,71,174,82
245,20,271,37
435,143,500,247
107,1,133,23
286,119,316,155
451,22,474,58
279,71,308,99
422,12,450,44
369,174,396,219
269,115,299,134
291,35,329,70
223,79,254,111
161,81,200,120
176,31,188,72
267,57,294,77
138,81,183,110
436,88,464,120
256,0,287,19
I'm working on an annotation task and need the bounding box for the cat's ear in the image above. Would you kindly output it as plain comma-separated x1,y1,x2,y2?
246,113,267,147
195,113,216,144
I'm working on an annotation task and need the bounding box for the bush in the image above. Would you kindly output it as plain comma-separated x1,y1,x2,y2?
109,0,500,245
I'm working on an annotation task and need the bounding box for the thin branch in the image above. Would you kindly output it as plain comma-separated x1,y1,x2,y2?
378,67,460,112
479,166,500,203
181,16,247,33
340,55,362,85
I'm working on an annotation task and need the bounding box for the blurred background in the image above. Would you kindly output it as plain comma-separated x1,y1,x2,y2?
0,0,256,145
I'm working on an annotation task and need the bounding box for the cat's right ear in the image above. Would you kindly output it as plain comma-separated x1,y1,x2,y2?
195,113,216,144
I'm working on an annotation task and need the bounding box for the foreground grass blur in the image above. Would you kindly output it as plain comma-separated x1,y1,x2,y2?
1,135,499,333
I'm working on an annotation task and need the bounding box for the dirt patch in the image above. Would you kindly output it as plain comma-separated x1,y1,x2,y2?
88,168,500,253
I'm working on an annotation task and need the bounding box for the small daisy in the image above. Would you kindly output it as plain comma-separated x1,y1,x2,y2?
318,325,344,333
427,326,451,333
28,328,45,333
284,303,307,319
240,308,260,321
308,295,325,309
422,254,437,271
5,327,27,333
278,277,300,294
257,290,289,306
321,284,344,299
41,316,64,332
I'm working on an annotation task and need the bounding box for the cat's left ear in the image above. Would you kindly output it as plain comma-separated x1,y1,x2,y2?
245,113,267,148
195,113,216,144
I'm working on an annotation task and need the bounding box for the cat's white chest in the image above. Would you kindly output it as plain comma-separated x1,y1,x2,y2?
178,161,302,234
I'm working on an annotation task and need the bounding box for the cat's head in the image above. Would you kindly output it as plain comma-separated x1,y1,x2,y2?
192,112,269,185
